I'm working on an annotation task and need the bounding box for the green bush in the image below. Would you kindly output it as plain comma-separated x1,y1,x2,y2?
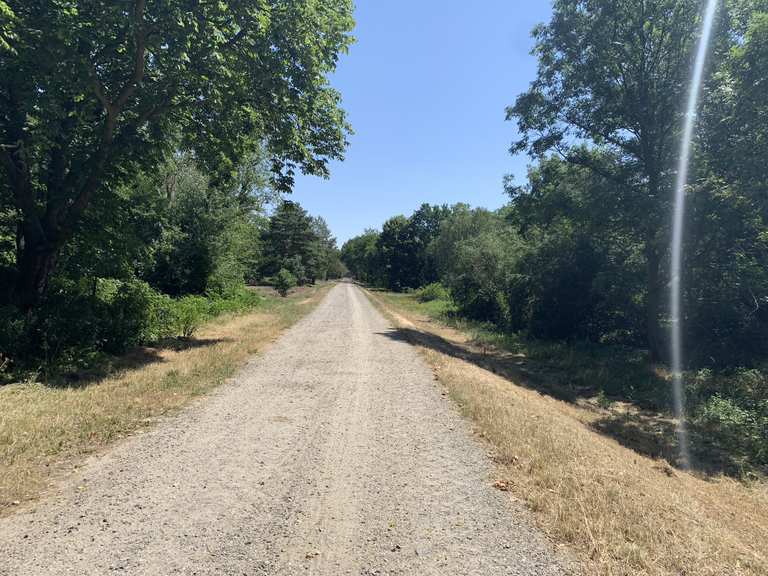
100,279,157,353
144,290,178,342
414,282,450,302
693,395,766,470
173,295,209,339
285,256,306,286
274,268,297,297
687,368,768,472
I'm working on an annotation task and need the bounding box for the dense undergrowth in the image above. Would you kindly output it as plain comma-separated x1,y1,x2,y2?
0,278,263,383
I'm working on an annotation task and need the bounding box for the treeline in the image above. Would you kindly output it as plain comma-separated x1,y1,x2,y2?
0,1,353,374
1,150,343,372
343,0,768,473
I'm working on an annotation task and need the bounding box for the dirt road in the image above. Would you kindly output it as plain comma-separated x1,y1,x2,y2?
0,282,565,575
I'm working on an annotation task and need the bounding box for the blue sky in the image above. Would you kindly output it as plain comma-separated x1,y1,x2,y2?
290,1,554,244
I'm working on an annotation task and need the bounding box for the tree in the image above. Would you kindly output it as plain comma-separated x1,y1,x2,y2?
507,0,722,359
512,155,646,342
261,201,318,284
0,0,354,309
341,229,380,284
433,205,523,327
310,216,342,281
375,215,411,291
368,204,450,291
702,7,768,218
404,203,451,287
274,268,297,297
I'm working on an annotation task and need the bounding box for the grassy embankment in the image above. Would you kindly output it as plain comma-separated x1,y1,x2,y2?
366,288,768,576
0,283,332,515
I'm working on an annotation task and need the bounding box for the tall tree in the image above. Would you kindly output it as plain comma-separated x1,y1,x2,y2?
340,229,379,284
261,201,318,284
375,215,411,291
507,0,722,359
0,0,354,308
703,6,768,217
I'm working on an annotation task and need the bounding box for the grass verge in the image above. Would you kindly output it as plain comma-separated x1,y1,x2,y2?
0,282,332,516
367,288,768,576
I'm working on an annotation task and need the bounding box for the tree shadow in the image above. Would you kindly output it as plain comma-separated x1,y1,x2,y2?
378,325,741,477
591,411,681,463
591,411,752,476
43,337,230,390
379,326,583,403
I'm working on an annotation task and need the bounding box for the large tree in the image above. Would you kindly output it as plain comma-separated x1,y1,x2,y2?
340,229,379,284
507,0,723,359
260,200,318,283
0,0,353,308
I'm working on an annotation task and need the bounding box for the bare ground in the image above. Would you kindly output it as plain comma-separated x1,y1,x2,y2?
0,282,567,575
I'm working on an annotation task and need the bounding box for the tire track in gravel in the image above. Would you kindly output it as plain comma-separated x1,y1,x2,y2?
0,282,567,576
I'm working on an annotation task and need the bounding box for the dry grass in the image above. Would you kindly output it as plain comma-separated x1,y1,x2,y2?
368,289,768,576
0,283,332,515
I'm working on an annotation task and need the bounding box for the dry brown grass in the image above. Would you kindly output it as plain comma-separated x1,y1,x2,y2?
0,283,332,515
368,290,768,576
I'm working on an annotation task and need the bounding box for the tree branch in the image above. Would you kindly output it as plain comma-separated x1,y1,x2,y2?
64,0,148,230
114,0,147,112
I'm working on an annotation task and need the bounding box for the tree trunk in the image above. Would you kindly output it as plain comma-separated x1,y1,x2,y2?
12,231,60,311
645,243,665,363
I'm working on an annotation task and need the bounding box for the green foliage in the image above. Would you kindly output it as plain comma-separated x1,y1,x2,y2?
275,268,298,297
0,277,263,376
692,389,768,473
261,201,341,284
173,296,209,339
433,205,523,328
507,0,729,360
0,0,354,308
414,282,450,303
340,229,380,284
342,204,450,291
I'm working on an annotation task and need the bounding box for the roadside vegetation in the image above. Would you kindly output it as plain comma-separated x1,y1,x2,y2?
369,289,768,576
343,1,768,478
0,1,351,381
0,283,331,515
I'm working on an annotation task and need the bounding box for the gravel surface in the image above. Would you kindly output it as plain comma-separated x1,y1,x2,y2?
0,282,567,575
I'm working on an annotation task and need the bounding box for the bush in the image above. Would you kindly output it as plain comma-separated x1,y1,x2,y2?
687,368,768,472
414,282,450,302
173,295,209,339
274,268,297,297
100,279,158,353
285,256,307,286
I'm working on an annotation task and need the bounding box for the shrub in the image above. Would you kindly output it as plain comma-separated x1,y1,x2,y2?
414,282,450,302
285,256,307,286
144,290,178,342
173,295,209,339
100,279,157,353
274,268,297,297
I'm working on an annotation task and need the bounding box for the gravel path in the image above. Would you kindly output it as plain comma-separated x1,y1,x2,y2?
0,282,566,575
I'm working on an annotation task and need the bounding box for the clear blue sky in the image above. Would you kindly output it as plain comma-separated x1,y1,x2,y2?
290,1,554,244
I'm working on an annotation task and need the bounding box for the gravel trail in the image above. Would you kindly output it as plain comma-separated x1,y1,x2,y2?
0,282,566,575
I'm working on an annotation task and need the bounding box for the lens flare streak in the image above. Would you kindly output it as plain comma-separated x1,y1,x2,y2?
670,0,719,469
